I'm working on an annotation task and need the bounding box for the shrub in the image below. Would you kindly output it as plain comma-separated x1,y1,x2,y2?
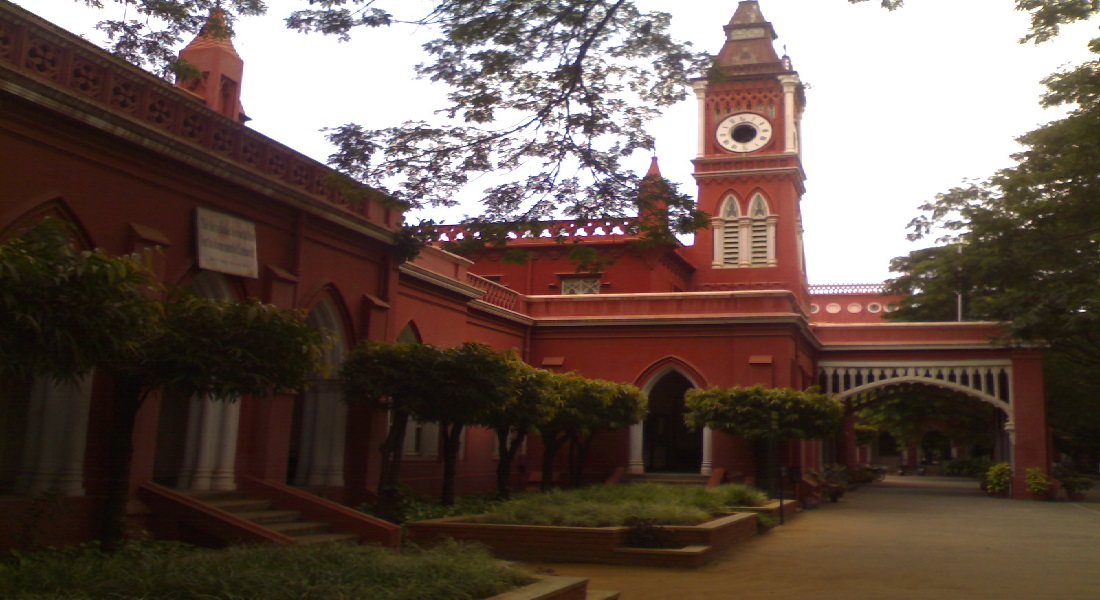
1053,464,1094,497
943,458,993,478
622,517,678,548
0,541,533,599
467,482,769,527
1024,467,1052,496
983,462,1013,496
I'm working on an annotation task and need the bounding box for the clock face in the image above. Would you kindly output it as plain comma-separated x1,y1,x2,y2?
715,113,772,153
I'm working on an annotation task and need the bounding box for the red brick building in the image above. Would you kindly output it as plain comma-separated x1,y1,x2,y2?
0,1,1048,551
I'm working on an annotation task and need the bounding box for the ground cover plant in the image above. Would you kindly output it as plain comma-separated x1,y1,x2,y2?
0,540,533,600
467,483,768,527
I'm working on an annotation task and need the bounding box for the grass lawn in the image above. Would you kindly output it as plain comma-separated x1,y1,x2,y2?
1,540,533,599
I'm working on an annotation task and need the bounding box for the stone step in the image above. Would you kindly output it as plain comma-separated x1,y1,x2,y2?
291,532,360,545
266,520,332,536
232,509,302,524
205,497,274,513
588,590,621,600
624,473,709,485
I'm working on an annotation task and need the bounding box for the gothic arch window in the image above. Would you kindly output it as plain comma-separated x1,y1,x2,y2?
161,271,243,491
394,323,438,459
1,214,96,497
712,192,777,267
290,295,351,486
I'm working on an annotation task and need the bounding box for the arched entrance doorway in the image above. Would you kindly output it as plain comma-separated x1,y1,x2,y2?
641,371,701,473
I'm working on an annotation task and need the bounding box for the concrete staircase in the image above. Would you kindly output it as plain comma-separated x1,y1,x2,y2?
185,491,360,545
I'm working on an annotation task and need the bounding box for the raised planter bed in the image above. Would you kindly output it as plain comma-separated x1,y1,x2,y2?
729,499,801,522
408,511,760,568
488,575,617,600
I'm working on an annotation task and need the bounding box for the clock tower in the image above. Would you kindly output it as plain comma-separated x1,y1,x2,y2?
684,1,808,300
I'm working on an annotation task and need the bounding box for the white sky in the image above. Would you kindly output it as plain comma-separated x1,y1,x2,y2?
13,0,1099,285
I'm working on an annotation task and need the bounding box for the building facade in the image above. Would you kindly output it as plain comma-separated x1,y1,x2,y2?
0,1,1047,552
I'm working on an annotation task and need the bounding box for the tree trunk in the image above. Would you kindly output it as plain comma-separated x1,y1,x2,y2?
99,376,147,553
375,410,409,523
439,421,464,506
495,428,527,500
570,436,594,488
539,431,565,492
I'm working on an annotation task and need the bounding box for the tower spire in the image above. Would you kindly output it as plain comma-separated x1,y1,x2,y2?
715,1,780,69
176,7,247,123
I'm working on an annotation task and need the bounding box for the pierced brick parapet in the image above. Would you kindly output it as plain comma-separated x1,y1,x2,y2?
0,3,397,231
433,218,643,246
809,283,886,295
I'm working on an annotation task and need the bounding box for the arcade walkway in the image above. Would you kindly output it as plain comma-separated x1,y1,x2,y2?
523,477,1100,599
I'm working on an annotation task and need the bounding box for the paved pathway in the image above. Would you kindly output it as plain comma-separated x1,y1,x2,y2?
523,476,1100,599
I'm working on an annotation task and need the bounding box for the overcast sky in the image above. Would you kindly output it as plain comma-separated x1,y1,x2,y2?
14,0,1099,285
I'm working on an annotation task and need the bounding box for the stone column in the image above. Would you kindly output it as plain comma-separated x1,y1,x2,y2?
628,423,644,474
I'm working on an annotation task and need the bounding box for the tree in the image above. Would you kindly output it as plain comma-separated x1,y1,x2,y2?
101,294,325,550
483,359,562,499
684,386,843,442
0,221,327,551
416,342,514,506
341,340,441,520
684,385,842,495
0,219,159,381
67,0,709,239
564,380,646,488
535,372,646,490
853,385,999,461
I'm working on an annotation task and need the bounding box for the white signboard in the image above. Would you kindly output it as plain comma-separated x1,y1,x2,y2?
195,207,258,279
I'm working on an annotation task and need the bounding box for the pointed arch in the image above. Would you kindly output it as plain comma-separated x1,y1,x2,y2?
712,193,742,268
630,357,710,475
635,356,708,392
290,292,353,487
1,199,94,250
1,202,96,497
746,192,777,267
396,321,423,343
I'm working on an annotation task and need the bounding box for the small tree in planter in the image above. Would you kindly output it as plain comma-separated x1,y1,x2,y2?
418,343,514,506
684,385,843,497
983,462,1013,497
483,359,562,499
341,341,443,520
1024,467,1053,500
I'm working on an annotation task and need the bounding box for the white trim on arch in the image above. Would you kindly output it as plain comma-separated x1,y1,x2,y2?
630,364,711,476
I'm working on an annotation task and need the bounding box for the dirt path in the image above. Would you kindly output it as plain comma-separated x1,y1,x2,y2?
522,477,1100,599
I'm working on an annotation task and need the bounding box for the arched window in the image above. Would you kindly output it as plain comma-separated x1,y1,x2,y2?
712,192,776,267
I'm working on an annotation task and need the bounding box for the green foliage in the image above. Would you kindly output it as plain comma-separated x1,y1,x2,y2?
132,294,327,401
1052,464,1094,496
622,517,677,549
469,483,767,528
0,219,159,381
942,458,994,479
77,1,708,232
854,384,997,451
887,47,1100,368
983,462,1013,496
0,540,533,599
1024,467,1052,496
684,385,843,441
357,492,505,525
